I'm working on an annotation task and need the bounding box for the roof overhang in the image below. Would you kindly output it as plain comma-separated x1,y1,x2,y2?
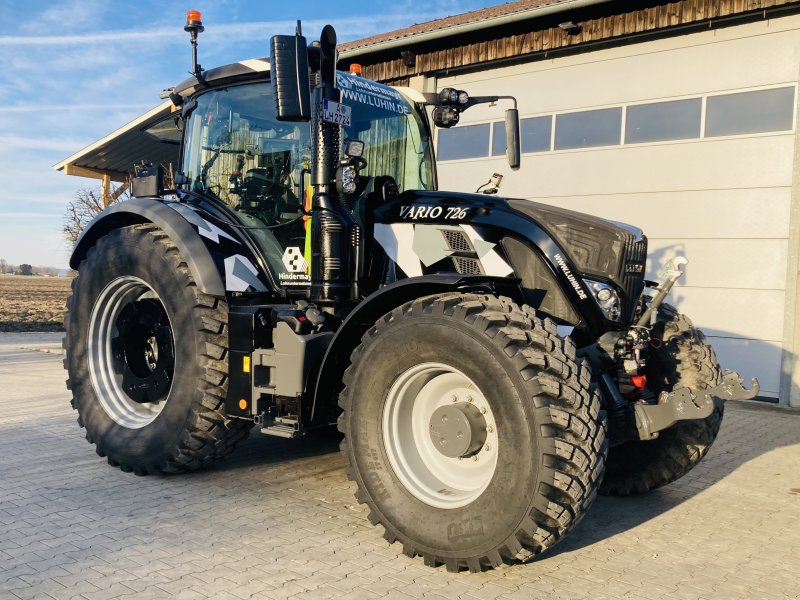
339,0,612,59
53,100,176,182
55,59,273,181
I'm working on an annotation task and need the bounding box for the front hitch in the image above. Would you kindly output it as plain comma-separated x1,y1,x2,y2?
634,371,760,440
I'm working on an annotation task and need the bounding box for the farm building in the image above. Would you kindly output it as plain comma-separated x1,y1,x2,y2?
56,0,800,406
338,0,800,406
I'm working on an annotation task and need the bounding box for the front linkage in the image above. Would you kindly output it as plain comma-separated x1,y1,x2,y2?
602,256,759,444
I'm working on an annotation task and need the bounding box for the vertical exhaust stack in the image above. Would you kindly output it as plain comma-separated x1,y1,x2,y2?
270,24,359,307
308,27,359,306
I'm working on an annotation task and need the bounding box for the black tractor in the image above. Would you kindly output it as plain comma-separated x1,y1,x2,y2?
63,17,757,572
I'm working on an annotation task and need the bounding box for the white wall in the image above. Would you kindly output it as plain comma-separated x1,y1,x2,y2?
436,15,800,398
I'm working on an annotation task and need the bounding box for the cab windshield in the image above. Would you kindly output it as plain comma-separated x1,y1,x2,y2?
337,72,433,191
181,79,433,280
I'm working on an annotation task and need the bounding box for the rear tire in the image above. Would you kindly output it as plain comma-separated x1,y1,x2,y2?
600,303,722,496
338,294,607,572
64,224,251,474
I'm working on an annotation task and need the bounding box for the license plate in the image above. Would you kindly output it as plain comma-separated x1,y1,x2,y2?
322,99,352,126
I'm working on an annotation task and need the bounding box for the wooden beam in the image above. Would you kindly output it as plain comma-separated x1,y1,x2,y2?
101,174,111,207
63,164,128,183
110,178,130,203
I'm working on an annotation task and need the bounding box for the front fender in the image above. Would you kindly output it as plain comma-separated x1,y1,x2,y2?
307,273,522,425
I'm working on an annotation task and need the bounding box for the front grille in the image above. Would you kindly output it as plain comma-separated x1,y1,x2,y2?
452,257,483,275
619,236,647,322
442,230,473,252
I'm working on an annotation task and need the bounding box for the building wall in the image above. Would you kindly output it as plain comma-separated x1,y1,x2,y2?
435,15,800,399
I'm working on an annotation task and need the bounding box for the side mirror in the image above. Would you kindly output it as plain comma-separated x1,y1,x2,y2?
505,108,521,170
270,34,311,121
428,89,520,169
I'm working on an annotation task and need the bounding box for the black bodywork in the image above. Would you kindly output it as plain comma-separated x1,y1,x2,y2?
73,183,647,432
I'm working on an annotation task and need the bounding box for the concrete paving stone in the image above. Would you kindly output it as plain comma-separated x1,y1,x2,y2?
7,579,66,600
187,577,255,597
367,591,418,600
229,579,281,600
259,580,307,599
17,565,74,586
43,580,104,600
468,582,521,599
286,587,342,600
117,572,174,593
495,584,556,600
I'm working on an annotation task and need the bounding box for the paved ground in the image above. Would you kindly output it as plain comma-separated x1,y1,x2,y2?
1,333,799,600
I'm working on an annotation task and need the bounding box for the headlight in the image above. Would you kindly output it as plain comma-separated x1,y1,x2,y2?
584,279,622,321
336,164,358,196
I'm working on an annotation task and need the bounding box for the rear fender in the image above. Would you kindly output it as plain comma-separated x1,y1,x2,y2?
70,198,273,296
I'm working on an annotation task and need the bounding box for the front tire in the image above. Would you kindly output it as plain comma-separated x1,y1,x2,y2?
600,303,723,496
64,225,251,474
338,294,607,572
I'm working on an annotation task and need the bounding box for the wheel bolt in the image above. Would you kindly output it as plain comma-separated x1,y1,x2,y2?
472,455,479,461
467,395,474,402
487,425,494,433
484,444,491,452
451,395,458,402
480,407,487,414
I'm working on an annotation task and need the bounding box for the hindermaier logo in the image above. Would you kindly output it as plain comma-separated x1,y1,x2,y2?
336,73,353,89
282,247,308,273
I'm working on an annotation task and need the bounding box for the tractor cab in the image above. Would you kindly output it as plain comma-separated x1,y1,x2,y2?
168,69,437,294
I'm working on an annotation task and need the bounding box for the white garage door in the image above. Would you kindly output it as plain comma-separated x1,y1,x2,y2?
436,15,800,398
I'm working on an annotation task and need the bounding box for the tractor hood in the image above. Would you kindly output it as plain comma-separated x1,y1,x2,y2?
506,199,646,282
373,190,647,326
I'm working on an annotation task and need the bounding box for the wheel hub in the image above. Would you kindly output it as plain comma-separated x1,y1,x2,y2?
88,276,175,429
110,298,174,405
382,362,499,509
429,402,487,458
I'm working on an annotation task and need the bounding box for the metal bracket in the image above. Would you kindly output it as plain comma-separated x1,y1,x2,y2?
634,371,760,440
636,256,689,327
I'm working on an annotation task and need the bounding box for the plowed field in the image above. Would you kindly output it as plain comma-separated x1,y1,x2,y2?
0,275,72,332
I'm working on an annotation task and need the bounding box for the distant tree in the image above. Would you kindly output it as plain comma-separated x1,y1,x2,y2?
0,258,7,274
63,186,129,245
19,264,33,276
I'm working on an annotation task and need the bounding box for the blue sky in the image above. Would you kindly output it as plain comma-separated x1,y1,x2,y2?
0,0,503,269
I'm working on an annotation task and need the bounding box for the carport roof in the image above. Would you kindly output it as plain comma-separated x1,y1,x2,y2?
53,100,175,182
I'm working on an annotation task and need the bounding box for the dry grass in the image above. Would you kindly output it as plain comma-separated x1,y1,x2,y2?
0,275,73,332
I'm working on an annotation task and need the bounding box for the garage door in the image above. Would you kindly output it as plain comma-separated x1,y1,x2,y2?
436,15,800,398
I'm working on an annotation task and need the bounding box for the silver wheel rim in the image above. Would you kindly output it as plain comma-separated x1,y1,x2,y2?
382,362,499,509
88,276,174,429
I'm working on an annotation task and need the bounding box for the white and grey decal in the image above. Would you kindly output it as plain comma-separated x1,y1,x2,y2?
170,204,240,245
374,223,512,278
224,255,268,292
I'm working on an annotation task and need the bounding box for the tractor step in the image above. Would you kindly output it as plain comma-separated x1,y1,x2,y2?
259,415,301,439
